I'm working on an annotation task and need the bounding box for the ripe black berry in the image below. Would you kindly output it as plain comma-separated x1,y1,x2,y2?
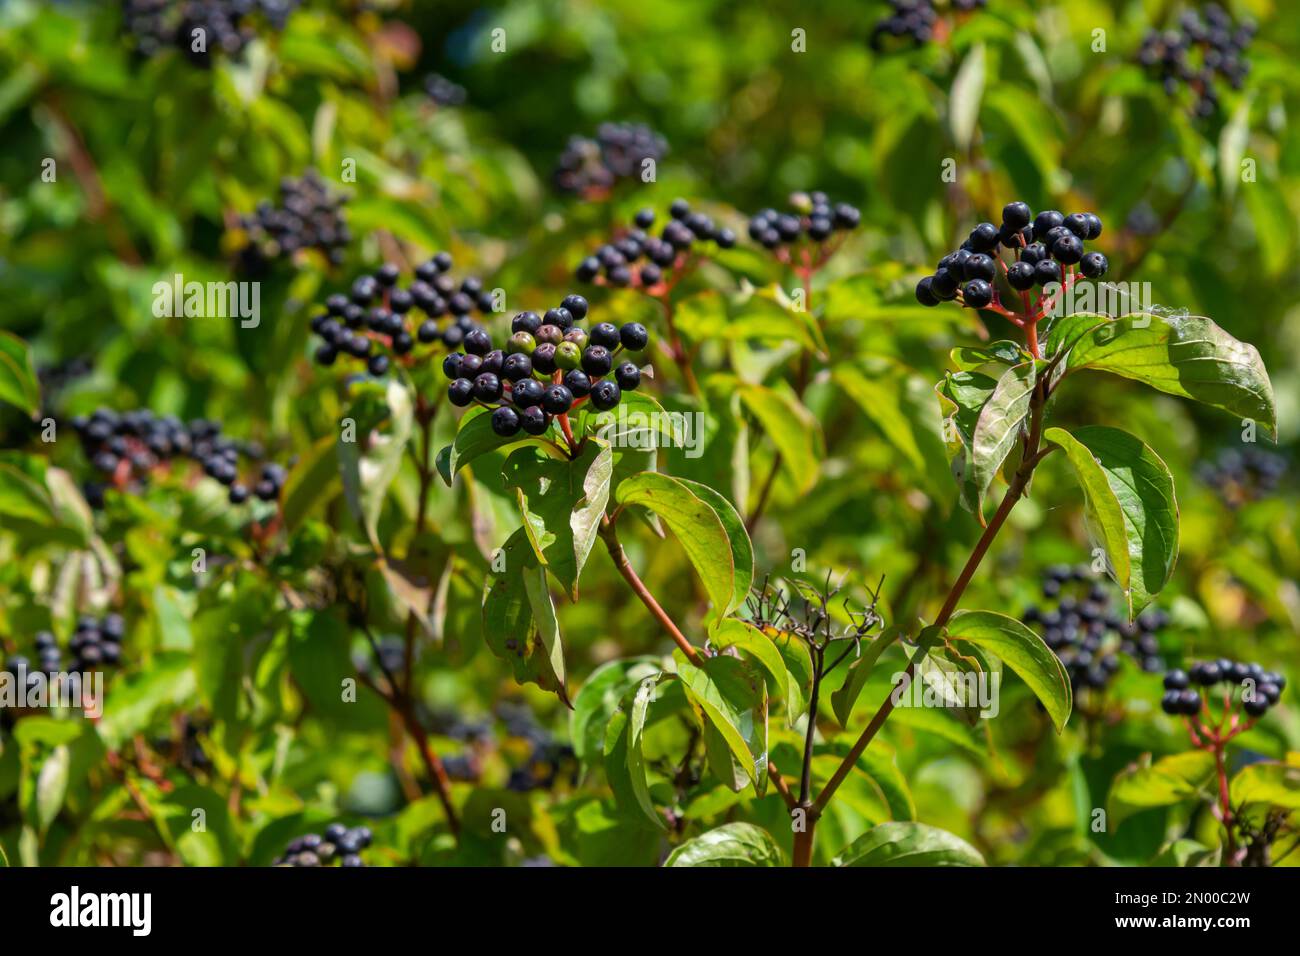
620,323,648,351
532,343,558,375
542,384,574,415
491,406,521,437
1002,201,1032,230
614,362,641,391
511,378,544,407
1007,260,1036,290
564,370,592,398
448,379,474,407
519,406,550,435
561,294,588,320
581,345,613,377
1079,252,1108,278
962,279,993,308
502,353,533,382
472,373,502,403
590,379,622,411
915,276,939,306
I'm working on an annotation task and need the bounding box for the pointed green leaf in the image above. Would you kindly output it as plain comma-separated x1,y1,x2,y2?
946,610,1072,732
1046,426,1179,617
833,822,985,867
1063,313,1276,437
830,626,902,728
665,822,786,867
616,473,735,618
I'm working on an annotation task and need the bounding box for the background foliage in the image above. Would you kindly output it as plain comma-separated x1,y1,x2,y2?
0,0,1297,867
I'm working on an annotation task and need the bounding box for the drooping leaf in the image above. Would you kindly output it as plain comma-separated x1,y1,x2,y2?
1230,762,1300,811
830,626,903,728
968,361,1035,516
709,619,800,724
570,657,664,765
675,651,767,789
833,821,985,867
664,822,785,867
603,679,669,831
0,331,40,416
1062,313,1276,437
482,529,569,703
673,479,753,614
1045,426,1179,617
1108,751,1216,828
503,438,613,600
280,434,340,533
945,610,1072,732
616,473,736,618
338,378,413,550
935,370,998,516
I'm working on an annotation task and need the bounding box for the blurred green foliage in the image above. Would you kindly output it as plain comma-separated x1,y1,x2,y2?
0,0,1297,867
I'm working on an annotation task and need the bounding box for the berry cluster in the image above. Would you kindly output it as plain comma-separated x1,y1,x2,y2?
423,73,467,107
746,192,861,253
916,202,1106,312
425,703,578,792
310,254,494,377
273,824,371,867
70,408,286,507
1138,6,1254,118
552,122,668,196
870,0,986,50
1195,446,1286,508
1,615,126,708
121,0,297,66
236,170,350,272
575,199,735,289
37,356,93,398
443,295,649,438
1161,661,1286,718
1022,566,1168,695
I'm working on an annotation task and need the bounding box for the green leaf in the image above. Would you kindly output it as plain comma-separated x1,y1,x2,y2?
482,530,569,703
935,370,999,515
946,610,1072,732
968,361,1035,516
665,823,786,867
673,479,753,614
0,462,55,525
949,43,986,152
949,340,1025,371
1062,313,1276,438
34,746,70,836
615,473,736,618
737,382,823,495
603,680,668,831
436,406,557,485
1043,427,1132,596
1230,762,1300,811
1045,426,1179,617
830,626,903,728
709,619,801,724
503,439,613,600
570,657,664,765
675,651,767,789
1109,751,1216,828
833,822,985,867
338,379,413,549
0,332,40,416
280,434,340,533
